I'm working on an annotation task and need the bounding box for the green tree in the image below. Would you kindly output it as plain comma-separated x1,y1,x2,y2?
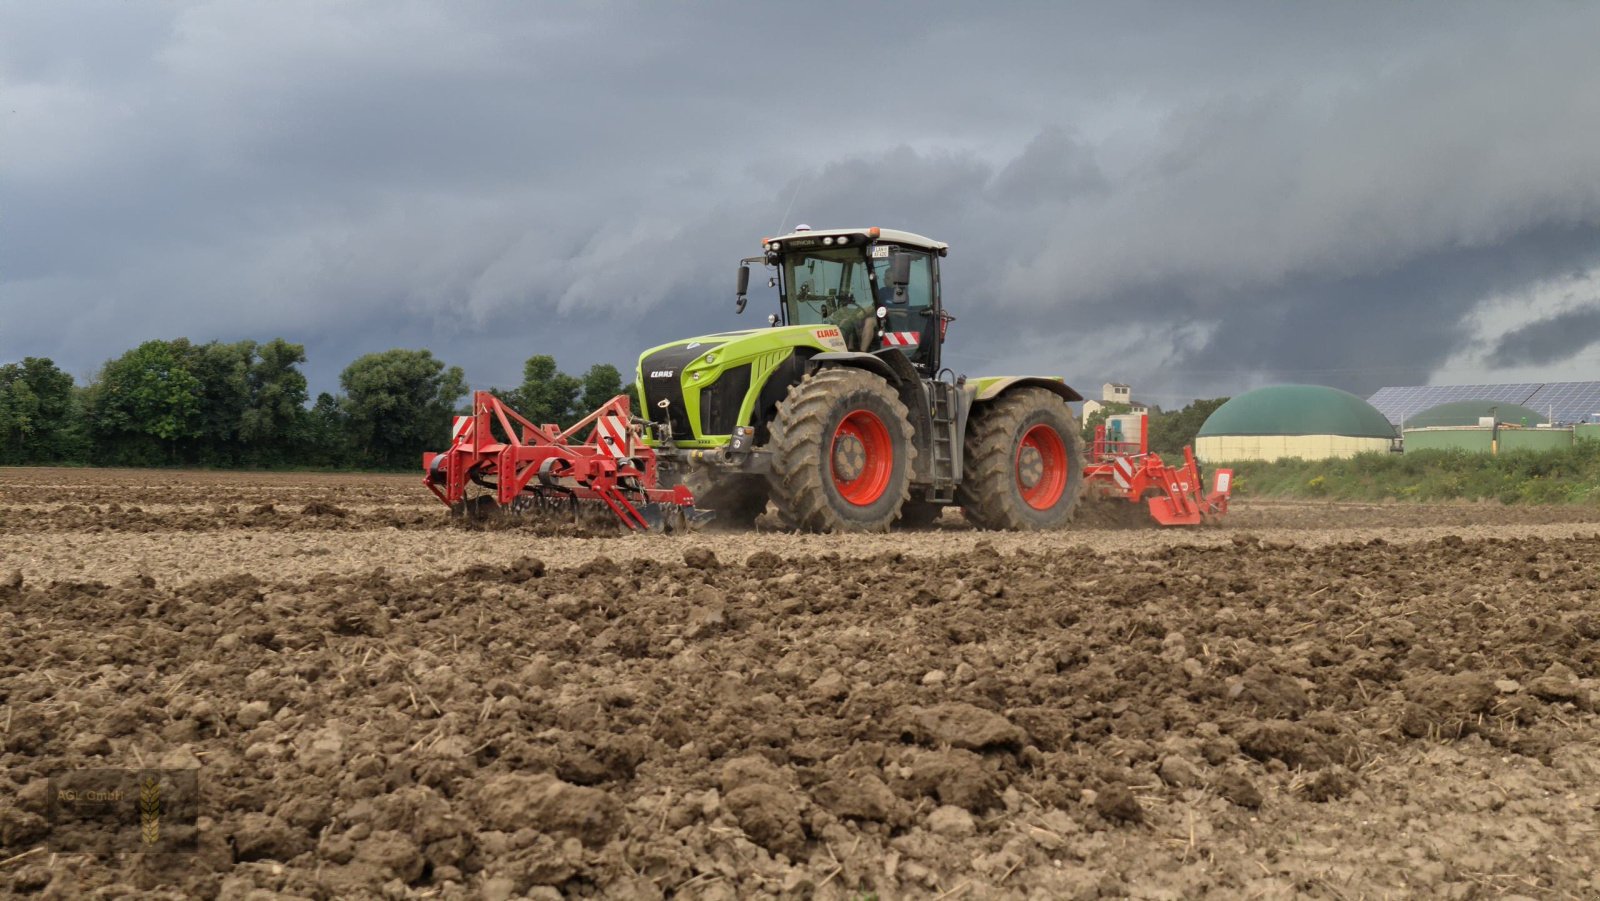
176,339,256,464
1148,397,1229,456
0,357,86,464
302,391,349,467
511,354,581,427
87,340,205,464
340,349,467,468
240,339,309,464
578,363,624,413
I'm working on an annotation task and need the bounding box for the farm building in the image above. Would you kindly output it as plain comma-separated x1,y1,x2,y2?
1195,385,1397,462
1081,382,1149,420
1401,400,1564,453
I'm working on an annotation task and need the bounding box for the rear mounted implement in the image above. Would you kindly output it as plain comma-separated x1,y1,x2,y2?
1082,413,1231,526
423,391,697,532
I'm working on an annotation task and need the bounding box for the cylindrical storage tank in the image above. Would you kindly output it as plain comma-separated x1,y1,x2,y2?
1195,385,1396,462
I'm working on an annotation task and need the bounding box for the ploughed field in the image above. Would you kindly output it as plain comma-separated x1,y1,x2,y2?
2,468,1599,899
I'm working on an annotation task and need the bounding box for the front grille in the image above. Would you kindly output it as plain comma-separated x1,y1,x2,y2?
699,364,752,436
642,377,693,440
640,342,720,441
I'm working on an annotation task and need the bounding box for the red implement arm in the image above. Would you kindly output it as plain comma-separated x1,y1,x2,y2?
1083,416,1231,526
423,391,693,531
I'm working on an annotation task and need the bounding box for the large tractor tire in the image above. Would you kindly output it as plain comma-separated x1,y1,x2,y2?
684,470,769,530
768,367,915,532
957,387,1084,530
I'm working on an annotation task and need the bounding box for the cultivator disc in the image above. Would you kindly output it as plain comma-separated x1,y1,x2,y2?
453,487,693,533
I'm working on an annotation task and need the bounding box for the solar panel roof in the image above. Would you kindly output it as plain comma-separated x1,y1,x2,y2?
1524,382,1600,424
1368,381,1600,426
1368,384,1538,426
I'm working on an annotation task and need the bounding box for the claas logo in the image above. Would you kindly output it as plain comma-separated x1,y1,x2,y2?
814,328,841,339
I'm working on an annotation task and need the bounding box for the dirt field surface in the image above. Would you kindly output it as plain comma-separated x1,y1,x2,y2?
3,467,1599,900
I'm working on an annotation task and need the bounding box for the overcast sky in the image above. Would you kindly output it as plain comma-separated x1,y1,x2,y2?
5,2,1600,406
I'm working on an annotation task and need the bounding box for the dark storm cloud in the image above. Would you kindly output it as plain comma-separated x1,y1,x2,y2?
4,2,1600,401
1488,302,1600,368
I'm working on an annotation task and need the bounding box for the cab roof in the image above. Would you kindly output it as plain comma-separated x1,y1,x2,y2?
766,226,949,253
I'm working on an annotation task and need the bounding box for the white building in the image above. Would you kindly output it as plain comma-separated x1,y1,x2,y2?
1082,382,1148,420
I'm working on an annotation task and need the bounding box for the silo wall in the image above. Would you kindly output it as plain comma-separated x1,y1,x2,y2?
1499,428,1573,453
1402,428,1493,453
1194,434,1391,463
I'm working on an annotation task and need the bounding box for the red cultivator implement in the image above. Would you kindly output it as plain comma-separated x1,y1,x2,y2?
423,391,696,531
1082,413,1232,526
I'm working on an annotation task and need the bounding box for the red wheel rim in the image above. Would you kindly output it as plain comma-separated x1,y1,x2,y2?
830,409,893,506
1017,424,1068,510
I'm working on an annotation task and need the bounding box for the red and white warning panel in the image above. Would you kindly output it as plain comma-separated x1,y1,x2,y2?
596,414,631,459
881,331,920,347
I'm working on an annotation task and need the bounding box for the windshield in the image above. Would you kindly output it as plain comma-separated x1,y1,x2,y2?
783,248,872,326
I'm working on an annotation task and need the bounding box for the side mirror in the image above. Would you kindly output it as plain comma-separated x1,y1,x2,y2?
735,266,750,313
889,252,912,303
889,252,912,287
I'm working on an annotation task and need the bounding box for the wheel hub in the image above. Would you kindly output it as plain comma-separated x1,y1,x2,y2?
832,434,867,482
1016,424,1069,510
1017,445,1044,489
830,409,893,506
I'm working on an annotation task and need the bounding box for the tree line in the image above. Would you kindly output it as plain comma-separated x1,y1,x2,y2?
0,339,623,469
1080,397,1230,457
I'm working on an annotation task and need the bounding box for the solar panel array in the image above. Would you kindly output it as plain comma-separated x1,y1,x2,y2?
1369,382,1600,426
1524,382,1600,424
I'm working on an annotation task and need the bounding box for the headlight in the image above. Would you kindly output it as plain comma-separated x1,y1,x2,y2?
822,236,834,246
703,354,716,365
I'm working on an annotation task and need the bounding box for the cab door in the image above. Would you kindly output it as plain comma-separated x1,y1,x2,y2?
873,248,940,373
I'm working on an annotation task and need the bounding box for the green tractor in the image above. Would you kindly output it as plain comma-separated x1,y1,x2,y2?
635,225,1085,532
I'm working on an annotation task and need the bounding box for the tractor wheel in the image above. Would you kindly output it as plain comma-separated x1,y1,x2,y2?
684,470,769,530
957,388,1084,530
896,500,947,529
768,367,914,532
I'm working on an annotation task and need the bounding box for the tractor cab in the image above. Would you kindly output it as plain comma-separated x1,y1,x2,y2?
748,227,950,375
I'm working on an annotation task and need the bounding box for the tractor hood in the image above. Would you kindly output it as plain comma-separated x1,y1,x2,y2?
636,325,850,445
636,325,847,370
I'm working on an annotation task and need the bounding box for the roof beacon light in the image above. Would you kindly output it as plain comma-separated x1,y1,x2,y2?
794,224,811,232
868,227,881,239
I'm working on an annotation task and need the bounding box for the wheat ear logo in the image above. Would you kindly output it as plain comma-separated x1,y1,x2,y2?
140,777,161,846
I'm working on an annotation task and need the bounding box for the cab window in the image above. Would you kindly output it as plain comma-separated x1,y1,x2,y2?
872,250,932,310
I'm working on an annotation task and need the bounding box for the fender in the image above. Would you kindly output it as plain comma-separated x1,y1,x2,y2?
972,376,1084,404
808,352,901,385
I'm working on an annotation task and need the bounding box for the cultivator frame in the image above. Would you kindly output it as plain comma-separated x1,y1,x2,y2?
1082,415,1232,526
423,391,695,531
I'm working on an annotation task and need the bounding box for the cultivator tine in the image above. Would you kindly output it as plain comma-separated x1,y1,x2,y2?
634,502,684,533
422,391,701,533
